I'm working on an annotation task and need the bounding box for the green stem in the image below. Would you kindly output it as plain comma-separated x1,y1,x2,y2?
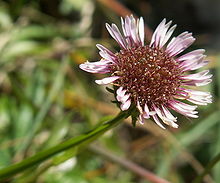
0,111,127,181
193,152,220,183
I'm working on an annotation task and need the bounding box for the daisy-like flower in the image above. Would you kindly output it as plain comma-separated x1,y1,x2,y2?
80,15,212,129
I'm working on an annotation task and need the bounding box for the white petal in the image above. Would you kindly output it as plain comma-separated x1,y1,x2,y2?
187,98,209,105
95,76,120,85
144,104,156,118
116,87,126,101
143,103,150,118
173,100,197,111
120,93,131,103
99,51,116,63
138,17,145,46
137,114,145,125
129,15,139,45
152,104,177,128
184,89,211,96
152,115,166,129
116,86,124,96
161,106,178,128
182,89,212,105
161,105,177,121
137,100,143,113
158,20,172,48
120,99,131,111
116,87,131,110
161,24,177,47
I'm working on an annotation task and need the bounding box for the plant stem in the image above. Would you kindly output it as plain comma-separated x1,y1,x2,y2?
89,144,171,183
193,152,220,183
0,111,127,181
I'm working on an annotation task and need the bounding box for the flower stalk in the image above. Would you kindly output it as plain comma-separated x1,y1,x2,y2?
0,111,128,181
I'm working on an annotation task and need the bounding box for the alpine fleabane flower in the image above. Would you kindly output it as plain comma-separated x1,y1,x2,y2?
80,15,212,129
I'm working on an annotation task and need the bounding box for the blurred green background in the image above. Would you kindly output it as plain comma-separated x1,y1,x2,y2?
0,0,219,182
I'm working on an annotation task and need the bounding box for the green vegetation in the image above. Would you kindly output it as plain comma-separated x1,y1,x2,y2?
0,0,219,182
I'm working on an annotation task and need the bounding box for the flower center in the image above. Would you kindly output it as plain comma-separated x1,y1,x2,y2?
111,46,182,107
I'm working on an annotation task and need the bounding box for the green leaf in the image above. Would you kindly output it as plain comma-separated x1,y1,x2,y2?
179,111,220,146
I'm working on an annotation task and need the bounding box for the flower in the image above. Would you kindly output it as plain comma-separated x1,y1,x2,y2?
79,15,212,129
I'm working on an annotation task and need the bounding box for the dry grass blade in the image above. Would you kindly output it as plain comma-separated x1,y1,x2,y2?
96,0,153,41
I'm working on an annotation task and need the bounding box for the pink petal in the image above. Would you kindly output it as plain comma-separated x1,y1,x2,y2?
112,24,127,47
79,61,111,73
181,70,212,87
152,104,178,128
181,70,211,80
150,19,177,49
187,60,209,71
166,32,195,56
106,23,127,49
121,15,142,47
96,44,116,57
121,17,132,47
176,49,205,62
168,100,198,118
150,19,166,47
178,55,207,71
183,79,212,86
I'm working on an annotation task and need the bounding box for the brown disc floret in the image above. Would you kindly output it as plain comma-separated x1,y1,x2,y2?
111,46,182,107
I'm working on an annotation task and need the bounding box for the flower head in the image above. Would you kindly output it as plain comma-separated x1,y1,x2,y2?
80,15,212,129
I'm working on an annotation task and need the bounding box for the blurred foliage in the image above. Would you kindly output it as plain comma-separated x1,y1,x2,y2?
0,0,219,183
